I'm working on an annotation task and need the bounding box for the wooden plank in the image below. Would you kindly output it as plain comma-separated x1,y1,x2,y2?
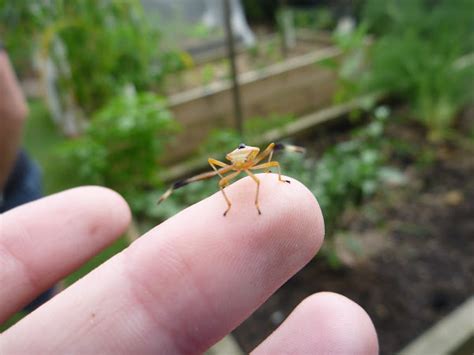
399,296,474,355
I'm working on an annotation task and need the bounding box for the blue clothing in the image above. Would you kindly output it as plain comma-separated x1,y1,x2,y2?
1,150,54,311
1,150,43,212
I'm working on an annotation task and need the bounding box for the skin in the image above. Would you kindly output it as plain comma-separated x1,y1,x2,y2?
0,176,378,354
0,50,29,191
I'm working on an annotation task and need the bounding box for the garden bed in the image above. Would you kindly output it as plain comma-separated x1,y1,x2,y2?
165,32,333,95
163,32,344,163
232,118,474,354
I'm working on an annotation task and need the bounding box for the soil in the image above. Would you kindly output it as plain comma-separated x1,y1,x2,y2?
232,119,474,354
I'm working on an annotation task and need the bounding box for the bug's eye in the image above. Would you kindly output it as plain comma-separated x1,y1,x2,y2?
238,143,246,149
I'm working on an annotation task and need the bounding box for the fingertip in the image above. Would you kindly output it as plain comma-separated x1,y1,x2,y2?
234,173,325,260
254,292,378,355
309,292,379,353
272,174,325,257
68,186,132,238
299,291,378,349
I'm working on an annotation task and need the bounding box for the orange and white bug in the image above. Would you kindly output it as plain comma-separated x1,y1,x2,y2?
158,142,305,216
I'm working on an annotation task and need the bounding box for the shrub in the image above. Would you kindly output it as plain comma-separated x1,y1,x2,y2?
0,0,187,115
60,90,179,211
363,0,474,140
287,107,390,231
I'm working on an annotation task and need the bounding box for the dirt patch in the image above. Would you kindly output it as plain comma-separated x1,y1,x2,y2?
232,123,474,354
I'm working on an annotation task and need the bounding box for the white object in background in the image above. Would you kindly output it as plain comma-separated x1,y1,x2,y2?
36,38,85,136
279,8,296,50
335,16,356,37
141,0,255,46
202,0,255,46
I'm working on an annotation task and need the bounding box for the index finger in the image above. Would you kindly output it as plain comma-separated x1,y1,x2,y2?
0,186,131,322
1,174,324,354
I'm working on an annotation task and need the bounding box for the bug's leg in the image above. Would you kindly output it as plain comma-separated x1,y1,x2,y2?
250,161,291,183
220,187,232,217
265,149,274,173
253,142,275,165
244,170,262,215
219,171,240,216
158,165,234,205
208,158,229,178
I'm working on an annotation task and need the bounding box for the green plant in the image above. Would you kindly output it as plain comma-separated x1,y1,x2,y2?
362,0,474,140
0,2,52,75
43,0,164,115
187,23,214,39
319,22,371,105
60,90,179,212
262,38,281,62
280,106,396,266
201,64,216,86
370,33,473,141
1,1,187,115
292,7,334,31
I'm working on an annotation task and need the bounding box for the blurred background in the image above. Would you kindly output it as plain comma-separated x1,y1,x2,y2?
0,0,473,353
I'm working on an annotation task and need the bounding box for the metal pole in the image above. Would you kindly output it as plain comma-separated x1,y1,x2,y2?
279,0,289,58
223,0,244,138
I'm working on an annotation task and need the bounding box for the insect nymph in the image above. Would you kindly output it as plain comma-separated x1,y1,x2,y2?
158,142,304,216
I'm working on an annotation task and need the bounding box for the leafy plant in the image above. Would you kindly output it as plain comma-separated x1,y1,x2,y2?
324,0,474,140
0,0,187,116
247,38,282,70
280,106,397,266
201,64,216,86
42,0,168,115
369,33,474,141
292,7,334,31
0,1,51,75
332,22,371,105
59,90,179,211
292,108,390,230
362,0,474,140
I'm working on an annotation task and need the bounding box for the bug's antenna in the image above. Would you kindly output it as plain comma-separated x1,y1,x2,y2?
274,143,306,154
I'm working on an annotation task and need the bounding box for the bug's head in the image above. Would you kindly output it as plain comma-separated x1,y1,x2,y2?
226,143,260,163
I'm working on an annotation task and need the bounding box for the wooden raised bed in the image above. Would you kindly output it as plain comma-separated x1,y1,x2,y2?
164,37,343,163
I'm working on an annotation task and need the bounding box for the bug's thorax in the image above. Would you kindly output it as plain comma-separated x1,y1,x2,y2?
226,144,260,168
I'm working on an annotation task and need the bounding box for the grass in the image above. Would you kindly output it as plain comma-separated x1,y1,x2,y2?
23,99,73,194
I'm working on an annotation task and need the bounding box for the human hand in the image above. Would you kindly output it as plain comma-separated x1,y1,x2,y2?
0,175,378,354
